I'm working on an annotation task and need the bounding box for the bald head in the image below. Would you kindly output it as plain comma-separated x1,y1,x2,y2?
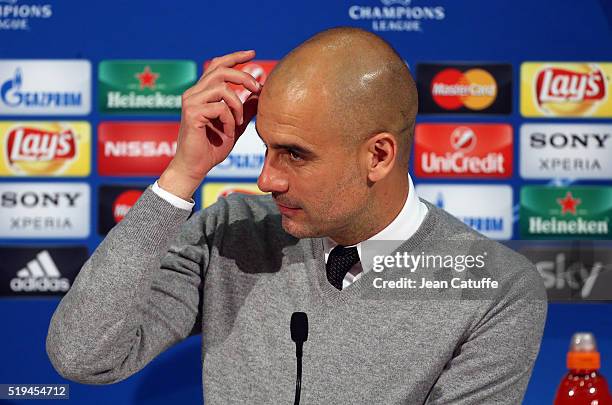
262,27,418,167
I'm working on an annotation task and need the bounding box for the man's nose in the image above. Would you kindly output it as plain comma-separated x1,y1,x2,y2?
257,155,288,193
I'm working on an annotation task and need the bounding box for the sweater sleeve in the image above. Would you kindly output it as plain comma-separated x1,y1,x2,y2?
424,260,548,405
46,187,215,385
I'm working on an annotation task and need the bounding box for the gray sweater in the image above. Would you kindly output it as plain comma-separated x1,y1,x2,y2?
46,187,547,404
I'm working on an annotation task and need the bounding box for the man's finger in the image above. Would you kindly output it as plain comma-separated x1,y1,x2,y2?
205,50,256,73
183,67,260,100
200,101,235,139
183,50,255,99
185,84,244,125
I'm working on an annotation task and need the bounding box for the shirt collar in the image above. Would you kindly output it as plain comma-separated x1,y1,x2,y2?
323,172,427,270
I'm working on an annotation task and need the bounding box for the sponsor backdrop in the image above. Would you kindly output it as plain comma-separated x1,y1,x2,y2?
1,0,611,403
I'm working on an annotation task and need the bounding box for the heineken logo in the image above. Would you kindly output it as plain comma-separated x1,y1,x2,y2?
98,60,196,114
135,66,159,90
106,92,181,110
528,217,608,235
520,186,612,239
557,191,581,215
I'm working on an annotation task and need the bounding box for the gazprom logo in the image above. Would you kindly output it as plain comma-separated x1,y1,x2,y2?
0,60,91,115
1,68,82,108
416,184,513,240
0,68,21,107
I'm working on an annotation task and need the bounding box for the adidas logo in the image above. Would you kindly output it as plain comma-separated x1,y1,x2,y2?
10,250,70,292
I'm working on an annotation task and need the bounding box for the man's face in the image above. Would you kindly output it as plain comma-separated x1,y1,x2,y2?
255,88,369,239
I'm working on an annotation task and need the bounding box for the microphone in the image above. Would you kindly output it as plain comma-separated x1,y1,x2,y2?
291,312,308,405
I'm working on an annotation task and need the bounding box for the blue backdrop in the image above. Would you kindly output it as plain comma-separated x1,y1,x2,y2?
1,0,611,403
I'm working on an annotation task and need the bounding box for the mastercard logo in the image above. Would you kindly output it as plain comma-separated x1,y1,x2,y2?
112,189,143,223
430,68,498,111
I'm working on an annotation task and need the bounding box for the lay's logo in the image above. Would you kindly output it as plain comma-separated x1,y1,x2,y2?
521,63,612,117
7,126,76,163
536,66,606,106
0,122,90,176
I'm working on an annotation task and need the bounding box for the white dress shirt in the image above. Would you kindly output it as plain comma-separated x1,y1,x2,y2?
152,174,428,291
151,180,195,211
323,173,428,289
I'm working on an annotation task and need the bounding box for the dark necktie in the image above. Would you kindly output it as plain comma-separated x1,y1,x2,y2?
326,245,360,290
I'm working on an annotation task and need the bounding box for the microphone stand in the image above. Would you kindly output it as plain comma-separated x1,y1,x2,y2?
291,312,308,405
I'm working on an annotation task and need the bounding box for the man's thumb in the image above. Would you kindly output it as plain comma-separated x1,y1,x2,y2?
237,93,259,135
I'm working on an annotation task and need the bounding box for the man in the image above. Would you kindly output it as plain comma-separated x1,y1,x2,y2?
47,27,547,404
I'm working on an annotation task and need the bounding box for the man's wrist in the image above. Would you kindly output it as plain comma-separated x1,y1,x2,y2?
152,181,195,211
158,166,203,201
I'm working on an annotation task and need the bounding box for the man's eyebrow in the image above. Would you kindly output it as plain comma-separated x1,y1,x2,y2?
254,123,314,156
273,143,314,156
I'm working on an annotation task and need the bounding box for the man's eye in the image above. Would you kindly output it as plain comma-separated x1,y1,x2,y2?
289,151,302,161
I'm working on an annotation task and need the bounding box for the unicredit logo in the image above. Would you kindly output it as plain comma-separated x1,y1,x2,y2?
414,124,512,178
430,68,497,111
450,127,477,153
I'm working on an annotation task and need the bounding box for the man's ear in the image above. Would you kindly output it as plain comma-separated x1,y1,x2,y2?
366,132,397,182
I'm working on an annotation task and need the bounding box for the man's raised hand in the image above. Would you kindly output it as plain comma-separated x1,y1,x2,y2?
159,50,261,200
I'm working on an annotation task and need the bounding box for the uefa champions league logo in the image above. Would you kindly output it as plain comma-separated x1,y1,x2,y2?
0,0,54,30
348,0,445,33
380,0,412,5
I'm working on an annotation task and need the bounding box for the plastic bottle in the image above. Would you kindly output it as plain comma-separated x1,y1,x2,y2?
554,332,612,405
